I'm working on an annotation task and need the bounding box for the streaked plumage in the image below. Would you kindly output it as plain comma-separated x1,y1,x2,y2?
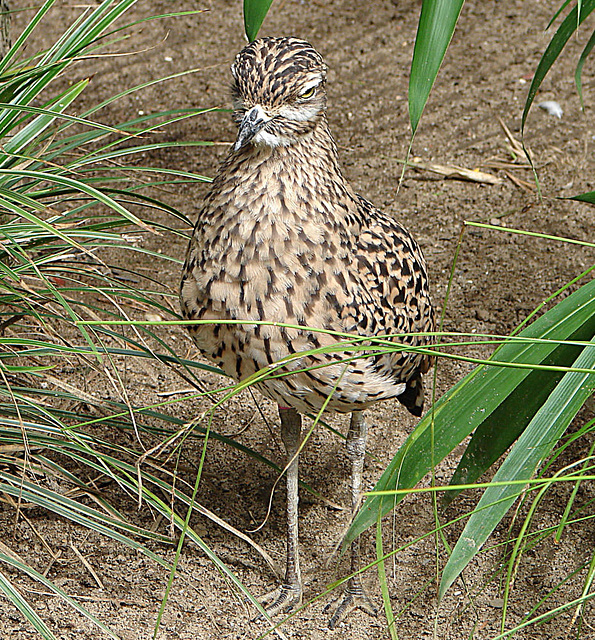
180,36,434,626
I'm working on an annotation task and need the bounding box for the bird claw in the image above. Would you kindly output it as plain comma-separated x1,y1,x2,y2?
326,582,377,629
253,583,302,620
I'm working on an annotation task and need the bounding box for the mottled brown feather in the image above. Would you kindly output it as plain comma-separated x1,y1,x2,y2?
180,37,434,415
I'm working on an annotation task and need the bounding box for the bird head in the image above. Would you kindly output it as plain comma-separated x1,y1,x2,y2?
230,37,328,151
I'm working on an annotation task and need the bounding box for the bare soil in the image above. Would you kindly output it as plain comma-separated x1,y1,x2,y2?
2,1,595,639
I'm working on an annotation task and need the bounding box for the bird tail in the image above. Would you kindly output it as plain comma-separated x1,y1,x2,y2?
397,374,426,417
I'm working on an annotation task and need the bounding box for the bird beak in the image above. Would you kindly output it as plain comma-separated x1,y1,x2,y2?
234,106,269,151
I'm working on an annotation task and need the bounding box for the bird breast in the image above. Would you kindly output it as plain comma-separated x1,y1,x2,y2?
187,143,354,320
180,138,431,412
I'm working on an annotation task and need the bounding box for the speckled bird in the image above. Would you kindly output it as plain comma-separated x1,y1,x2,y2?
180,36,434,627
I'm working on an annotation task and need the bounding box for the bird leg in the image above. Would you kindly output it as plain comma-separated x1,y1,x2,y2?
259,406,303,616
328,410,377,629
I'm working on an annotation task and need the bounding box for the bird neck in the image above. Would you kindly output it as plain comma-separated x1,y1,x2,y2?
275,117,344,177
211,117,355,225
235,117,346,187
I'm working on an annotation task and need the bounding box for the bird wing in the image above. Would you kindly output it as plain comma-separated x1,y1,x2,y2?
337,195,435,413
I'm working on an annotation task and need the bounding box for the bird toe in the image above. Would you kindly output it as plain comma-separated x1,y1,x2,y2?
253,583,302,620
326,582,377,629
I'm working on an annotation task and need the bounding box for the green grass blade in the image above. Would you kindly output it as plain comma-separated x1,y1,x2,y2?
376,518,398,640
522,0,595,131
0,195,86,252
0,472,171,552
66,140,214,172
75,69,216,123
439,337,595,598
575,28,595,107
0,0,55,75
409,0,465,134
575,550,595,634
547,0,574,30
10,78,89,150
51,108,217,158
243,0,274,42
343,278,595,549
0,94,132,149
0,169,153,232
566,190,595,204
0,551,121,640
445,329,593,503
45,0,136,62
0,569,57,640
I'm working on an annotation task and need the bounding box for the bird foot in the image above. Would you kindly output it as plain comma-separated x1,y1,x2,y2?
255,583,302,619
326,582,377,629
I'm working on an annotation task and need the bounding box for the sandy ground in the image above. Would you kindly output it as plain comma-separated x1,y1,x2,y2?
2,0,595,638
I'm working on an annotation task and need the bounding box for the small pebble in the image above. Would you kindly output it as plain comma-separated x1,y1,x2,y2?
475,309,491,322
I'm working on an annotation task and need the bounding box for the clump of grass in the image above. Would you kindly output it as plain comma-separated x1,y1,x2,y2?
0,1,240,637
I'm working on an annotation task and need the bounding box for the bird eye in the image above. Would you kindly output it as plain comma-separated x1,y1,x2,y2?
299,86,317,100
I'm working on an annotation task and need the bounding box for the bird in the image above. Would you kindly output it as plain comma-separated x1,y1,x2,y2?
180,36,434,628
